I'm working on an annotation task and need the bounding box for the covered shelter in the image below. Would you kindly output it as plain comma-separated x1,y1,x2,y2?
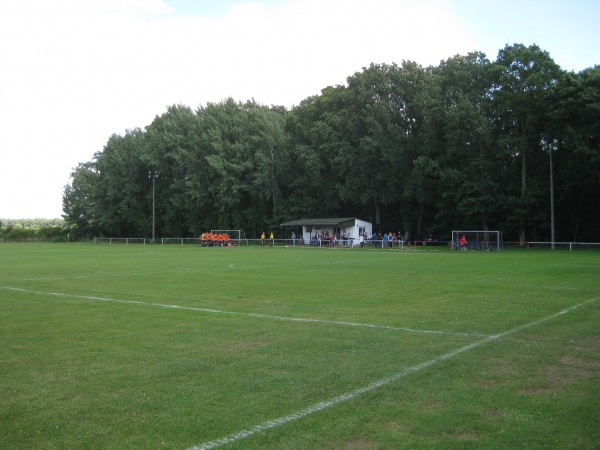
281,217,372,246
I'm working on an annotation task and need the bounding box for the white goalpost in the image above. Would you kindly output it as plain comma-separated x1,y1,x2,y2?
451,230,501,251
210,229,248,246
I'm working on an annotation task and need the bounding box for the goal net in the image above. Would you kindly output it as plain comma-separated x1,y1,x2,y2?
210,229,248,246
451,230,501,251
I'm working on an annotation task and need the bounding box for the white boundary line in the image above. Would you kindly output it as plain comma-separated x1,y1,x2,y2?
2,285,597,448
0,286,488,337
187,296,600,450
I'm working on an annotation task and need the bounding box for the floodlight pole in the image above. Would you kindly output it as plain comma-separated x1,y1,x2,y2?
152,170,156,243
540,138,558,249
549,143,555,250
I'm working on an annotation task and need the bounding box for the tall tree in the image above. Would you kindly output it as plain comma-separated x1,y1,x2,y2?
93,129,149,236
285,88,348,219
425,52,500,234
196,99,287,234
247,103,289,222
145,104,203,236
62,161,101,239
547,66,600,240
325,62,428,229
492,44,563,242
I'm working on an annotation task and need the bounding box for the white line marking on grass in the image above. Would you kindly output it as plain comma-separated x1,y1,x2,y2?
238,313,489,337
0,286,484,337
187,296,600,450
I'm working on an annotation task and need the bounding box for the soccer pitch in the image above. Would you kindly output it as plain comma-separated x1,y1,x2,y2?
1,243,598,449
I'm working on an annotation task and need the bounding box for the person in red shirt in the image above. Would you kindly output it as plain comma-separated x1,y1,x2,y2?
460,235,468,252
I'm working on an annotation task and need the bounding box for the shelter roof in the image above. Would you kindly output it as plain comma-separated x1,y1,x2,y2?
281,218,360,227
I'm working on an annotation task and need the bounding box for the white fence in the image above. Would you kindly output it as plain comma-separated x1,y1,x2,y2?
93,237,600,251
526,241,600,251
93,238,145,245
158,238,407,248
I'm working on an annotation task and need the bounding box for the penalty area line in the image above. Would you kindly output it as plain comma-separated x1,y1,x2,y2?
0,285,484,337
188,295,600,450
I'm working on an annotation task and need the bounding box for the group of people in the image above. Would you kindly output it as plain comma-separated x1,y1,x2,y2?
375,232,405,242
456,235,493,252
260,231,275,246
309,231,354,246
307,231,408,247
200,232,231,247
362,232,406,247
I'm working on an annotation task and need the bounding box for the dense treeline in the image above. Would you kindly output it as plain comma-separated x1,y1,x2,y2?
63,44,599,242
0,219,66,241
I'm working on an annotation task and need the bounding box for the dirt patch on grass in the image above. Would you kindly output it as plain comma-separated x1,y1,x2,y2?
471,379,498,388
559,355,600,368
545,365,595,386
517,348,598,395
565,337,600,352
422,399,444,411
380,421,412,433
517,386,554,395
342,439,376,449
491,364,519,376
454,429,479,441
485,408,504,418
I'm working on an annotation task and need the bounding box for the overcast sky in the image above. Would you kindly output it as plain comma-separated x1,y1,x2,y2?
1,0,598,219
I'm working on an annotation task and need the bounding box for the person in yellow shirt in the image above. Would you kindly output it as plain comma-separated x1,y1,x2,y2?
260,232,266,246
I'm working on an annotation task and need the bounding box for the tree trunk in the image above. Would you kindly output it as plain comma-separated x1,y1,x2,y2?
417,200,424,238
519,126,528,245
373,198,381,225
269,143,277,214
403,216,411,242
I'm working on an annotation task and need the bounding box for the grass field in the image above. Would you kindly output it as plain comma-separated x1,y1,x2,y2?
0,242,598,449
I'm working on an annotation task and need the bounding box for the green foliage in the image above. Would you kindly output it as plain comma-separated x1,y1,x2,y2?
547,66,600,240
0,219,67,241
61,45,599,242
492,44,565,242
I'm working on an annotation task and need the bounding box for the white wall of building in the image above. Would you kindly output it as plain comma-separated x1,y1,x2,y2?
300,219,372,246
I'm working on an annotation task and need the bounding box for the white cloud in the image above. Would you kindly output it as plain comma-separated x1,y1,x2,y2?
0,0,478,218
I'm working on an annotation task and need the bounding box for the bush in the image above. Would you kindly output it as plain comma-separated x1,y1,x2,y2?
8,225,36,240
0,219,68,241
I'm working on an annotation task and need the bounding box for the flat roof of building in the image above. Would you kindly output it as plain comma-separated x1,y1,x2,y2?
281,218,364,227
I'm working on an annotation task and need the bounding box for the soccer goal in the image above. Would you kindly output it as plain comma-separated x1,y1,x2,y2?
451,230,501,251
210,229,248,246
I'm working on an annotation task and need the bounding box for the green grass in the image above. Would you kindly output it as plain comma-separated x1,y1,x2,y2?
0,243,598,449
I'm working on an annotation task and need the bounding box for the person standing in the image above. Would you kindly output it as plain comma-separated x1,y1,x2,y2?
261,231,266,246
460,235,468,252
270,231,275,247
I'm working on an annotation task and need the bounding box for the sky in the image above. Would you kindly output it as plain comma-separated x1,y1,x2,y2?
1,0,598,219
